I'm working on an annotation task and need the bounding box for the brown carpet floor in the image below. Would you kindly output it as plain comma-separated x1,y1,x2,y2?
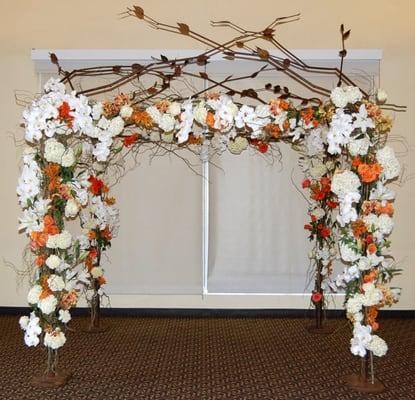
0,315,414,400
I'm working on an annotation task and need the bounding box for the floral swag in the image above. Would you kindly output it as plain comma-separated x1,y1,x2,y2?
17,76,401,364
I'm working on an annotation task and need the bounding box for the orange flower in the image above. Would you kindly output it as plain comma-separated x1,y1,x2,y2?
44,164,61,193
352,219,367,238
43,215,59,235
35,254,46,267
100,226,112,241
88,176,109,195
351,157,362,168
105,197,116,206
358,163,383,183
123,133,140,147
187,134,203,145
206,111,215,128
60,290,78,310
132,110,153,129
264,123,280,139
30,231,48,247
375,201,394,216
367,243,377,254
363,270,378,283
97,276,107,286
39,276,53,299
361,200,374,215
58,101,74,128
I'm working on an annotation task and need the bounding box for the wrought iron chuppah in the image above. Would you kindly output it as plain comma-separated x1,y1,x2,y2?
18,5,404,392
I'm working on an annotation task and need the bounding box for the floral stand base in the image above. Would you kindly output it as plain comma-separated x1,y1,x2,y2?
345,373,385,394
31,370,72,388
84,324,108,333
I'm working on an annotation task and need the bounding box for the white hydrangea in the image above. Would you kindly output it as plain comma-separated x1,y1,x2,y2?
44,329,67,349
45,255,61,270
47,230,72,249
44,138,65,163
47,275,65,292
346,294,364,315
376,146,400,181
331,170,361,199
378,214,394,235
38,295,58,314
61,148,76,167
330,86,363,108
362,282,383,306
367,335,388,357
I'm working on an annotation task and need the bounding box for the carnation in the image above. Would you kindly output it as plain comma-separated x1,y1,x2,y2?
65,198,79,218
331,170,361,199
45,254,61,270
47,275,65,292
44,329,67,349
376,146,400,181
367,335,388,357
38,294,58,314
27,285,42,304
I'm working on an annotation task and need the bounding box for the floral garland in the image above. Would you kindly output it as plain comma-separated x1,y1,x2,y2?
17,78,400,360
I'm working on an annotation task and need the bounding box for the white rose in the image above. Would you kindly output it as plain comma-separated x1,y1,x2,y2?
27,285,42,304
120,105,133,119
47,275,65,292
45,255,61,270
65,198,79,218
38,295,58,314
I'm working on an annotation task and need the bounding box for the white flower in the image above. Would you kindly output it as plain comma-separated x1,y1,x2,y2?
327,109,354,154
92,102,103,120
310,207,325,220
168,102,181,116
58,309,71,324
120,105,133,119
378,214,394,235
61,148,76,167
346,296,364,315
146,106,162,125
44,78,66,94
357,257,371,271
362,282,383,306
47,275,65,292
108,116,125,137
22,312,42,347
45,255,61,270
331,170,361,199
343,265,360,282
352,104,375,133
227,137,249,155
367,335,388,357
93,140,111,162
47,231,72,249
370,181,395,201
159,114,176,132
90,266,104,279
376,146,400,181
17,152,41,207
305,129,325,156
44,329,67,349
176,101,193,143
194,101,208,126
27,285,42,304
348,137,370,157
44,138,65,164
65,198,79,218
330,87,349,108
350,322,372,357
38,295,58,314
214,95,238,132
19,316,29,330
346,86,363,104
376,89,388,105
340,242,360,262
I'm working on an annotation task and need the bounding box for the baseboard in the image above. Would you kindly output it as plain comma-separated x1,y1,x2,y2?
1,306,414,318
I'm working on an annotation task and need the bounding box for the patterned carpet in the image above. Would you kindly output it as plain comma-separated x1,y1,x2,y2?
0,315,414,399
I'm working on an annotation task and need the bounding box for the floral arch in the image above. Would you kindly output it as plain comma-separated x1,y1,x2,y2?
17,6,403,389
